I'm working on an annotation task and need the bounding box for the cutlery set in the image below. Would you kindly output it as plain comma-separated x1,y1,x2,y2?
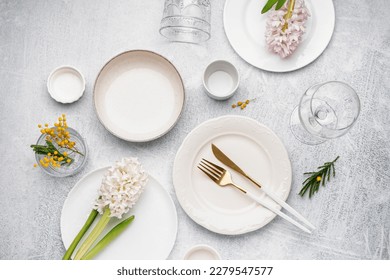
198,144,315,234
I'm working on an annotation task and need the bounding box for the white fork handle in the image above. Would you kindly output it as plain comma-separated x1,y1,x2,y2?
245,190,312,234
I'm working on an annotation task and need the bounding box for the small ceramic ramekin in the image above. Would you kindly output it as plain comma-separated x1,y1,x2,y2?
183,244,221,260
47,65,86,104
203,60,239,100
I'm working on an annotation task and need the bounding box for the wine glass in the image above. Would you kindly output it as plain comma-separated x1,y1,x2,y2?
290,81,360,145
160,0,211,44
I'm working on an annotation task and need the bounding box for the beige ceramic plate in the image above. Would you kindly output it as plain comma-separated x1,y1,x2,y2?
94,50,185,142
173,116,292,235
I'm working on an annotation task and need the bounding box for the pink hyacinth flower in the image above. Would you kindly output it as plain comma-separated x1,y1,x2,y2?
265,0,310,58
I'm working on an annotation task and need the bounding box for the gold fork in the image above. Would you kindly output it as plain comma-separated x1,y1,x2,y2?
198,158,311,234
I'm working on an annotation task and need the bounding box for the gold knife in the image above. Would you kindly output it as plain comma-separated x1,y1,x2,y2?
211,143,315,230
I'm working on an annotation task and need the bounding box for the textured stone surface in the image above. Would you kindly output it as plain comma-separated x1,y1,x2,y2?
0,0,389,260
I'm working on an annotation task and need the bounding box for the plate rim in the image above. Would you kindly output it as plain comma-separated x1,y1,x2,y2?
93,49,186,142
173,115,292,235
60,166,178,260
223,0,335,72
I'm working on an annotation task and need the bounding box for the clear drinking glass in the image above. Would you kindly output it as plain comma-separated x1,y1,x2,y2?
290,81,360,145
160,0,211,44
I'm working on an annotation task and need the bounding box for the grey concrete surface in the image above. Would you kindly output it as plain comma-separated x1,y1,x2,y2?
0,0,389,259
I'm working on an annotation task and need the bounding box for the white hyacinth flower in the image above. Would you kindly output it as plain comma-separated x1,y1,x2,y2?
94,157,148,219
68,157,148,260
265,0,310,58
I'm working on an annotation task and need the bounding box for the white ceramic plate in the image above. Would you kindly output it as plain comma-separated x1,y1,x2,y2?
61,167,178,260
94,50,185,142
173,116,292,235
223,0,335,72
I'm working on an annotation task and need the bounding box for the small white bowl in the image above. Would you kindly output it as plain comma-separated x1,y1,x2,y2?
47,65,85,104
203,60,239,100
183,245,221,260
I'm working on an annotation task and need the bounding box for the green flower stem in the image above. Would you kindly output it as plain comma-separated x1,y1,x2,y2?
281,0,296,32
73,208,111,260
81,215,135,260
67,147,84,157
62,209,98,260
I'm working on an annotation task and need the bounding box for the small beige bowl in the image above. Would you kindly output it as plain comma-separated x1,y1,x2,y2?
183,245,221,260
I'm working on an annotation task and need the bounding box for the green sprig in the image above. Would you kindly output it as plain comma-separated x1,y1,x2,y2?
31,140,74,165
299,156,339,198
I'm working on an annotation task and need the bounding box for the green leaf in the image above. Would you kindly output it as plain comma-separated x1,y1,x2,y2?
34,151,49,155
302,177,312,185
81,215,135,260
275,0,288,10
299,185,308,197
62,209,98,260
311,185,315,197
73,208,111,260
46,140,55,149
261,0,278,14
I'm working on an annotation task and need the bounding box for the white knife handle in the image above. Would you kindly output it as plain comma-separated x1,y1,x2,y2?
248,178,315,230
245,190,312,234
